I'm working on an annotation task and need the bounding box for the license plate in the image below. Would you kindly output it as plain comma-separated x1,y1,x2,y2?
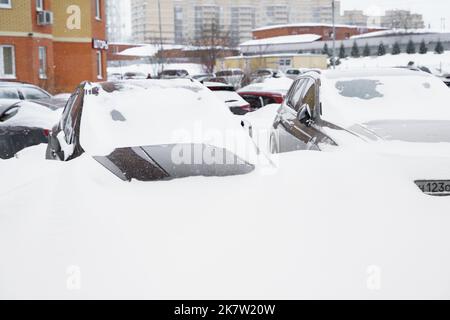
415,180,450,196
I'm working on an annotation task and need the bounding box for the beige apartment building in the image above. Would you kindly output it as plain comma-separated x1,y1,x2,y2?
131,0,175,44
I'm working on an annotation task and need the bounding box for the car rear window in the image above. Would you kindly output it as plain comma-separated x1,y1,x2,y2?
216,71,233,77
94,144,255,182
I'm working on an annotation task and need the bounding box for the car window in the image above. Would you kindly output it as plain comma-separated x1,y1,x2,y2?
287,79,306,111
217,71,232,77
233,70,243,76
301,79,317,114
287,70,300,75
21,87,51,100
61,90,83,144
0,87,20,99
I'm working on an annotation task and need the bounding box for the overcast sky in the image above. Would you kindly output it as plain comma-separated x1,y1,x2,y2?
340,0,450,30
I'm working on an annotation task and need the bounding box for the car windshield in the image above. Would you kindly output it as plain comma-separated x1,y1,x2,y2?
287,70,300,75
321,71,450,125
254,70,272,76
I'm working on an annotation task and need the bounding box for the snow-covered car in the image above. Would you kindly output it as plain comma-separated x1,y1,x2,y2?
0,81,52,100
203,81,250,115
192,73,215,82
46,79,257,181
123,72,148,80
270,68,450,196
250,68,285,83
159,69,190,79
238,77,293,114
215,69,245,89
0,99,62,159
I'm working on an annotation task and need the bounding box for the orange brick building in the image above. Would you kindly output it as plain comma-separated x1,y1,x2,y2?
0,0,108,93
252,23,385,41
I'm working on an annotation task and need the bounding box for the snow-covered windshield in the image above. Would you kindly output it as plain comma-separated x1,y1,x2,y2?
321,70,450,126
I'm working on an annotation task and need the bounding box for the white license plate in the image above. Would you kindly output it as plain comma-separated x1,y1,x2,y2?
415,180,450,196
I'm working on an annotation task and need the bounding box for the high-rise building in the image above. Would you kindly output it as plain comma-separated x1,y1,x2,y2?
0,0,107,93
131,0,175,44
381,10,425,29
106,0,130,43
340,10,368,26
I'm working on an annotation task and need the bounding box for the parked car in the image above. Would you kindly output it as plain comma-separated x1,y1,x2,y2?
237,77,293,114
123,72,148,80
0,99,62,159
285,68,311,80
250,68,285,83
159,69,190,79
270,68,450,195
192,73,215,82
203,82,250,115
0,82,52,101
215,69,245,89
46,79,256,181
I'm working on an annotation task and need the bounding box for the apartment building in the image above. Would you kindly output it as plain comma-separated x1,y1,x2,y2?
0,0,107,93
106,0,130,43
340,10,368,27
381,10,425,30
133,0,341,46
131,0,174,44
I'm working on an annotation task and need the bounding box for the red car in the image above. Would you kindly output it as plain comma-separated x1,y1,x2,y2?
237,78,293,115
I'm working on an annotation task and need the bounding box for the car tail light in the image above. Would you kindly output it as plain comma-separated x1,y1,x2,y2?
43,129,50,137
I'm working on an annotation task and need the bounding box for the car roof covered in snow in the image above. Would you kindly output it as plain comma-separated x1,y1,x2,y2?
322,67,432,80
80,79,257,162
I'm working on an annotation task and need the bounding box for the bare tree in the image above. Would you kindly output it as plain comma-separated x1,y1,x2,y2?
191,22,232,74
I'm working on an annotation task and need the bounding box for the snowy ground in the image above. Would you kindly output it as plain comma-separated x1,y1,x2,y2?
338,51,450,75
1,141,450,299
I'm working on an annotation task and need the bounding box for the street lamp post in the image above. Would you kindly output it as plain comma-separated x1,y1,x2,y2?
332,0,336,69
158,0,165,72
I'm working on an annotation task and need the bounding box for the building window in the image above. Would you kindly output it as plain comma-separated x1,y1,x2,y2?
96,51,103,79
0,45,15,79
38,46,47,79
0,0,12,9
95,0,101,20
36,0,43,11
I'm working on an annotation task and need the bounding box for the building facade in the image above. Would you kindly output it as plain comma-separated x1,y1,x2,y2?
106,0,130,43
0,0,108,93
132,0,341,46
381,10,425,30
131,0,175,44
340,10,368,26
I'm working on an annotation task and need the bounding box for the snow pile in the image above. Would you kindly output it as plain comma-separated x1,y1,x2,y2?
81,80,257,162
239,77,294,95
118,44,185,57
1,147,450,299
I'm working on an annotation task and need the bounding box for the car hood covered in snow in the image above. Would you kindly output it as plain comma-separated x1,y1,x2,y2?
1,145,450,299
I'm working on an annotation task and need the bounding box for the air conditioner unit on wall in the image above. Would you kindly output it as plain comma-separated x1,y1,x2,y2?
37,11,54,26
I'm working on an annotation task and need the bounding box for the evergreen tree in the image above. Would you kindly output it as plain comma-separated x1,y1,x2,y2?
322,43,331,56
406,40,416,54
363,43,371,57
377,42,386,56
339,43,347,59
392,42,401,55
351,41,360,58
419,40,428,54
435,40,444,54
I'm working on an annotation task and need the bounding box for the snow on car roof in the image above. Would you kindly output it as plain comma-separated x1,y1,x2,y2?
238,77,294,95
81,80,256,162
320,68,450,126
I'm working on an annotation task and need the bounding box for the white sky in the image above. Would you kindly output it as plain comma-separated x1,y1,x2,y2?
340,0,450,30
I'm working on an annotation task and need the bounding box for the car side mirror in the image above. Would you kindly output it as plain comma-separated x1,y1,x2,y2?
297,103,313,126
